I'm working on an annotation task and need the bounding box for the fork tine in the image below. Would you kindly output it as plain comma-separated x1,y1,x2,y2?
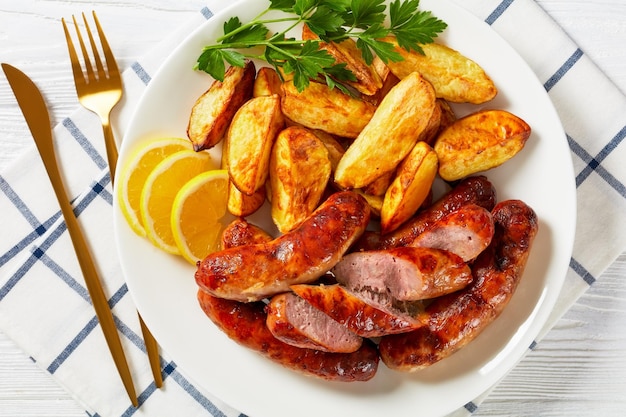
62,17,87,88
92,11,120,80
81,12,107,81
72,14,96,84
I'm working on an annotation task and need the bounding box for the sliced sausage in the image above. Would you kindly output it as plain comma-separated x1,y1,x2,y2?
409,203,494,262
197,289,379,381
354,175,496,251
291,284,424,337
378,199,538,371
266,292,363,353
332,246,472,301
195,191,370,302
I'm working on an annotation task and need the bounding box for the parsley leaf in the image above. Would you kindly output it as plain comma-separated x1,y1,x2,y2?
196,0,447,92
343,0,386,29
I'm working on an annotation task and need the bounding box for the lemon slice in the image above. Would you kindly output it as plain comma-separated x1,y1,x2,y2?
117,137,191,237
140,149,216,254
171,170,233,264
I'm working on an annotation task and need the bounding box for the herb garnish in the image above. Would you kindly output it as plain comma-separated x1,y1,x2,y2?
196,0,447,92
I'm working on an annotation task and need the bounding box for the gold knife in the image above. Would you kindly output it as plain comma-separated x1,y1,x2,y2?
2,63,139,407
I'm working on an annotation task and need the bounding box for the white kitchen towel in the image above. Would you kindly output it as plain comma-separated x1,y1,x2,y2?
1,0,625,416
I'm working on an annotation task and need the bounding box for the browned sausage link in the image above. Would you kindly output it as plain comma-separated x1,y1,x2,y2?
378,199,538,371
332,246,473,301
291,284,423,338
196,191,370,302
221,218,273,249
197,289,379,381
265,292,363,353
354,175,496,251
409,203,495,262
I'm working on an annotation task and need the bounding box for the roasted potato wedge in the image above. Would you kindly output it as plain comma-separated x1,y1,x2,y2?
302,25,382,96
221,127,267,217
381,141,438,234
227,94,284,195
310,129,345,172
253,67,284,98
269,126,332,233
228,182,266,217
281,80,376,138
363,170,394,197
187,60,256,151
383,38,497,104
354,190,383,218
434,109,531,181
364,56,401,106
437,99,457,134
334,72,437,189
420,99,443,146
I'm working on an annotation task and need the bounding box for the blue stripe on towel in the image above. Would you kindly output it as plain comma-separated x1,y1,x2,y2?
465,401,479,413
569,127,626,197
544,48,584,92
485,0,515,25
62,118,108,170
570,257,597,286
131,62,151,85
201,7,214,20
168,362,229,417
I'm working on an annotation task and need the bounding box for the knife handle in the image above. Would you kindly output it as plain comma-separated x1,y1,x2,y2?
36,139,139,407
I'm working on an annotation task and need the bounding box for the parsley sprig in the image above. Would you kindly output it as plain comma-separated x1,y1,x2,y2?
196,0,447,92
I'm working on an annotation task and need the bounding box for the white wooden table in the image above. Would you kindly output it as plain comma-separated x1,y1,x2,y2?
1,1,625,416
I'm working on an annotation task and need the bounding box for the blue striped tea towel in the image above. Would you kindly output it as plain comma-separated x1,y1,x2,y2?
1,0,625,416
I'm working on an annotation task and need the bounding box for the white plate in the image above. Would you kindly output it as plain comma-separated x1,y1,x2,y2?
114,1,576,416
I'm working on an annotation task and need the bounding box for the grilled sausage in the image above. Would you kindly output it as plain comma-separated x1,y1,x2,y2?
378,199,538,371
196,191,370,302
197,290,379,381
266,292,363,353
220,218,273,249
291,284,424,337
332,246,473,301
409,204,494,262
354,175,496,251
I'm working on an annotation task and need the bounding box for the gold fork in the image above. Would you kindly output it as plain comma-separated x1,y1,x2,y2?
62,11,121,181
62,11,163,388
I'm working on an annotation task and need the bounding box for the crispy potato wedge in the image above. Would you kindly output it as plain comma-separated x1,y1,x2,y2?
228,182,266,217
334,72,437,189
363,170,394,197
383,38,497,104
364,56,401,106
354,190,383,218
381,141,439,234
253,67,284,98
227,94,284,195
302,25,382,96
187,61,256,151
310,129,345,172
269,126,332,233
281,80,376,138
421,99,443,146
437,99,457,133
434,109,531,181
220,127,267,217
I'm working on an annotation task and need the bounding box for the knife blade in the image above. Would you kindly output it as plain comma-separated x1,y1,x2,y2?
2,62,139,407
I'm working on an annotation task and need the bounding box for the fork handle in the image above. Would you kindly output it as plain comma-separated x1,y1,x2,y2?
102,117,119,184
